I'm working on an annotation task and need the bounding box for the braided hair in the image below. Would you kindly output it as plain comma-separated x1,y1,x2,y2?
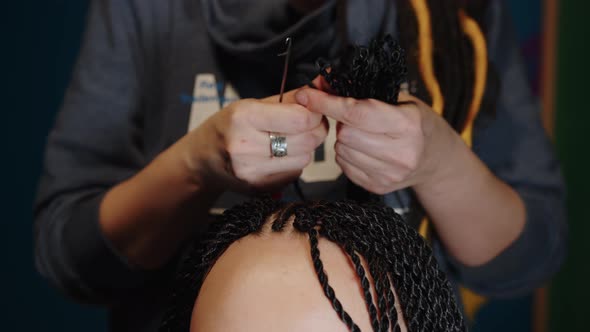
397,0,496,132
159,198,466,331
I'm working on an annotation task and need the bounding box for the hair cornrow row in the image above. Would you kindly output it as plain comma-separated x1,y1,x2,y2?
159,198,465,331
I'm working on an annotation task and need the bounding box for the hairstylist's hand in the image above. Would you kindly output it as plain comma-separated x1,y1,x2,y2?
294,87,461,195
179,90,328,194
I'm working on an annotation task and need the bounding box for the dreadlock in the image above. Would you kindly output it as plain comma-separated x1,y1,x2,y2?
159,198,466,331
397,0,496,133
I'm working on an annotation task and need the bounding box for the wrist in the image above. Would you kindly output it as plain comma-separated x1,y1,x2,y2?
416,132,493,201
173,129,227,197
415,119,476,193
98,130,225,269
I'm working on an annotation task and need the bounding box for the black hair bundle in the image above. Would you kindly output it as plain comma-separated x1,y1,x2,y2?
318,34,407,105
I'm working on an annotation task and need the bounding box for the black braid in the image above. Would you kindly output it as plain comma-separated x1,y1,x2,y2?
345,246,381,331
159,198,465,332
309,228,362,332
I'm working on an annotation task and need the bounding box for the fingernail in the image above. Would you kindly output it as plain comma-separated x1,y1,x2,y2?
295,90,308,106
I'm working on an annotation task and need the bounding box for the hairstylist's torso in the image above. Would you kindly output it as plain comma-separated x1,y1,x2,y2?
81,1,410,330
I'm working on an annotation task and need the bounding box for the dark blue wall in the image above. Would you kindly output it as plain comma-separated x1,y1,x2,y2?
6,1,105,331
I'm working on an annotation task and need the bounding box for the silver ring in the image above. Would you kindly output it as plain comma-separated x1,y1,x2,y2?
269,133,287,158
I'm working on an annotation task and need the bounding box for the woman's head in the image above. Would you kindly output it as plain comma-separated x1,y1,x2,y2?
159,199,465,331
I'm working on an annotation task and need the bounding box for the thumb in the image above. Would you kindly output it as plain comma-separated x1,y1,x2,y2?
260,89,299,104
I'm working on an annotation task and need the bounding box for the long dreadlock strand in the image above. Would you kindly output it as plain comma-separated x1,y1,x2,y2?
406,0,445,114
397,0,493,133
458,9,488,146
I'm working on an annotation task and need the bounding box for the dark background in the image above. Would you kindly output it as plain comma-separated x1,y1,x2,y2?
5,1,107,330
5,1,589,331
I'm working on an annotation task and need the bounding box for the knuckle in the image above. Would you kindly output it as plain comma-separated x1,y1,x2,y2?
403,109,424,136
238,98,257,110
343,97,357,109
399,167,413,182
240,99,263,124
336,125,351,142
232,165,249,181
404,152,420,171
225,137,246,156
371,176,393,194
228,101,251,124
375,186,392,195
314,128,327,146
242,169,260,183
288,154,310,170
225,141,242,156
292,108,313,132
366,98,382,109
399,146,421,171
226,108,240,126
304,133,320,152
225,142,238,156
370,185,387,195
300,153,312,166
342,99,364,124
364,178,386,195
386,172,402,185
382,149,397,164
241,174,256,183
343,108,363,125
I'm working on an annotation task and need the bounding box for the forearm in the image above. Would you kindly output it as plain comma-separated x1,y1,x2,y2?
414,136,526,267
100,139,220,270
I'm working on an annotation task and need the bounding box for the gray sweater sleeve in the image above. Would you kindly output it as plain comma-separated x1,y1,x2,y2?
441,2,567,297
34,0,168,304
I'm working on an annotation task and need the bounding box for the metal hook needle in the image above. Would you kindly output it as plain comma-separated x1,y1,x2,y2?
278,37,292,103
